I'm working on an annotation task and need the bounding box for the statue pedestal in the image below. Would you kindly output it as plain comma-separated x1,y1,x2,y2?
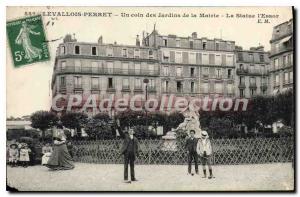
161,131,177,151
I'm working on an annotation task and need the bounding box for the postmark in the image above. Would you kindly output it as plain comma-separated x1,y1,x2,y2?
6,15,50,67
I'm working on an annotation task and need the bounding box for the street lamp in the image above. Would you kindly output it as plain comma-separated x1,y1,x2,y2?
143,78,149,131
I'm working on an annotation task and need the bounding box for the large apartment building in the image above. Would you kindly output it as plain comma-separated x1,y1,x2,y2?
51,19,293,115
235,46,270,98
143,31,236,98
269,19,294,94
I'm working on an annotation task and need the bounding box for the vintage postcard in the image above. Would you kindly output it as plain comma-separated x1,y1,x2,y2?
6,6,294,191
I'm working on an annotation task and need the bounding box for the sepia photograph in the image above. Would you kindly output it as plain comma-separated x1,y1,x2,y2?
5,6,295,191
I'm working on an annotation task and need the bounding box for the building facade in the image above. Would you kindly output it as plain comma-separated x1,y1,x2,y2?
269,19,293,94
235,46,270,98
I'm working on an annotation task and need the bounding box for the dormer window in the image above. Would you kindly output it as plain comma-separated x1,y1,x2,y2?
60,46,66,55
91,46,97,56
202,42,207,50
75,45,80,55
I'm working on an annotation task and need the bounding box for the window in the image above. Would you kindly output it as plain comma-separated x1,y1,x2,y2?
250,77,256,86
163,81,169,92
216,69,222,78
122,49,127,57
148,64,154,75
123,78,129,89
249,53,254,62
202,53,209,65
175,52,182,63
75,60,81,72
274,58,279,69
163,39,168,47
215,83,223,94
250,89,256,96
92,46,97,56
176,67,182,77
215,54,221,65
108,78,113,89
259,54,264,62
289,71,293,83
61,61,66,70
226,55,233,65
74,76,82,88
261,65,265,73
91,61,98,73
177,81,183,93
60,76,66,87
163,51,170,62
262,77,267,85
203,82,209,93
216,42,220,51
91,77,99,89
135,78,141,89
107,62,114,74
275,74,279,85
134,49,140,58
240,76,245,85
250,64,255,73
227,84,233,94
122,63,129,74
239,64,244,70
203,67,209,77
190,67,195,77
163,66,169,76
287,54,292,65
107,47,113,56
191,82,195,93
60,46,66,55
149,50,153,58
149,79,155,89
189,53,196,64
202,42,207,50
75,45,80,55
176,39,180,47
135,63,141,75
189,40,194,48
283,55,287,66
284,72,289,84
227,69,232,79
239,89,244,97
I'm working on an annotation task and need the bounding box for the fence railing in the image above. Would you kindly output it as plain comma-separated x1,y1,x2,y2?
71,137,294,165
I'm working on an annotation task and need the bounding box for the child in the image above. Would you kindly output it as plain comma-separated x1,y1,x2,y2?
196,131,214,179
19,143,31,168
41,143,53,165
8,144,19,167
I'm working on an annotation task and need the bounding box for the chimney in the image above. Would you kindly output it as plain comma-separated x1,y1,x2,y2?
192,32,197,39
114,41,117,45
136,35,140,46
98,36,103,44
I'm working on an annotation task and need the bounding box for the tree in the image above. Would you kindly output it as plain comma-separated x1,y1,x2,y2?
84,113,113,139
30,111,59,141
60,112,88,138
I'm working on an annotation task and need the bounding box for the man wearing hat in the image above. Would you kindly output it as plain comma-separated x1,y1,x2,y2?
197,131,214,179
120,128,139,183
185,130,199,175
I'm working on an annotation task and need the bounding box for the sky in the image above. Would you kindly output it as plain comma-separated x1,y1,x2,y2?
6,6,293,118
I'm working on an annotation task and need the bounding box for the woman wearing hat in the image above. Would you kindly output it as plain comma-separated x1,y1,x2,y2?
8,143,19,167
46,126,74,170
196,131,214,179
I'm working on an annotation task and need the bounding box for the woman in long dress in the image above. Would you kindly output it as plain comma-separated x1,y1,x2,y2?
15,21,42,62
46,128,75,170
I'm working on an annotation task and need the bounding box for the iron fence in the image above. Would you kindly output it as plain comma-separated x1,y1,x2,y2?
71,137,294,165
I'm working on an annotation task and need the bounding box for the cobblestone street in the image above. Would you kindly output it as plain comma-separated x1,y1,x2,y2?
7,163,294,191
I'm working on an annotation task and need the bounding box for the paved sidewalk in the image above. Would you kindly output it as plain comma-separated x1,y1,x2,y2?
7,163,294,191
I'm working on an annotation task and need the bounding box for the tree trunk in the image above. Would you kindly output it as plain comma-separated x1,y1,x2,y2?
41,129,45,141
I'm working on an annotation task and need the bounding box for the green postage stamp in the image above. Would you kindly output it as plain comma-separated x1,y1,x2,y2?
6,15,50,67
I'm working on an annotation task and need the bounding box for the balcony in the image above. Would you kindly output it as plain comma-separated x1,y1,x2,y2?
122,85,131,92
238,82,246,88
270,45,293,57
260,83,268,90
236,68,268,76
56,66,160,76
148,87,157,92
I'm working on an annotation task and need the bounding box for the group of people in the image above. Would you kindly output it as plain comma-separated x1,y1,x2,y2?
8,125,75,171
8,142,31,167
118,128,214,183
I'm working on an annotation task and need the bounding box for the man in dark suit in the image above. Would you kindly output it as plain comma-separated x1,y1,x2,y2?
120,128,139,183
185,130,199,175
